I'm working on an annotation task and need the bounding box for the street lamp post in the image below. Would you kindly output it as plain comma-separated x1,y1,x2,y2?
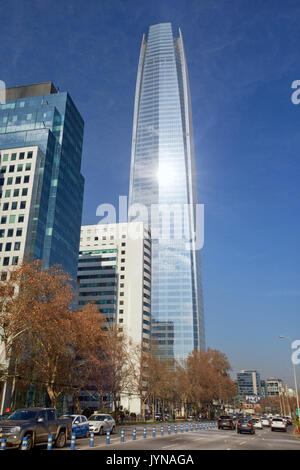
280,336,300,423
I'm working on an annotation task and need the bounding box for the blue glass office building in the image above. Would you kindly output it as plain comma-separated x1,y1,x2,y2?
0,83,84,282
129,24,205,361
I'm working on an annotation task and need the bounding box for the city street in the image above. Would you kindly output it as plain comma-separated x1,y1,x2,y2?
57,423,299,451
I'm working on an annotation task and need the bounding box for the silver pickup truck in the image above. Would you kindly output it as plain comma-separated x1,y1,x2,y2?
0,407,72,449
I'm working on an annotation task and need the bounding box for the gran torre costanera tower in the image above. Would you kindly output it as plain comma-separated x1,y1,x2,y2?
129,23,206,361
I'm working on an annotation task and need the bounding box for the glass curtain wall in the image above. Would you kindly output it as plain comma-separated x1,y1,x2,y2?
129,23,205,361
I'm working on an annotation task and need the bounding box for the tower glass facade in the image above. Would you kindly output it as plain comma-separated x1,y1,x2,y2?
0,83,84,282
129,23,205,361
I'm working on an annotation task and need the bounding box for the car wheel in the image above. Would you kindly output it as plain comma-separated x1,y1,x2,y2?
84,429,90,438
100,427,105,435
55,430,67,448
111,426,115,434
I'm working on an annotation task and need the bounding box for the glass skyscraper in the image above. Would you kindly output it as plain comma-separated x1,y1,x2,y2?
0,82,84,282
129,23,205,361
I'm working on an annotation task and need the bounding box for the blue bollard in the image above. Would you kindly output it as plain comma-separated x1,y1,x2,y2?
133,428,136,440
120,428,125,443
70,432,76,450
168,424,171,435
0,438,6,450
174,424,177,434
180,423,184,433
143,426,147,438
161,425,164,436
47,434,53,450
89,431,95,447
186,423,189,432
106,430,111,444
152,426,156,437
191,423,193,432
21,436,28,451
195,423,198,431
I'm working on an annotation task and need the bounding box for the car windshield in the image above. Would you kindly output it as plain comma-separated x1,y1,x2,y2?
273,418,283,422
89,415,106,421
8,410,37,420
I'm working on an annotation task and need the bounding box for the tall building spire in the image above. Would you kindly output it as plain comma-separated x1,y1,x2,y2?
129,23,205,361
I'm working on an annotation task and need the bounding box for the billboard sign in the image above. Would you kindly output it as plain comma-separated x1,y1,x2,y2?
245,395,261,405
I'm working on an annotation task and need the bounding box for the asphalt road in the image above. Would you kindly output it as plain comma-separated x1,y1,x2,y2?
58,422,299,451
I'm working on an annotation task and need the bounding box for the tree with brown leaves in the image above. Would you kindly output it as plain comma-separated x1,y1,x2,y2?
0,260,106,409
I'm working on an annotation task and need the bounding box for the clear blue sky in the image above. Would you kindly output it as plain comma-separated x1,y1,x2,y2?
1,0,300,387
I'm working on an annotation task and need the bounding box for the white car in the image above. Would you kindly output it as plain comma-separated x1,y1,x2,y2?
271,417,287,432
261,417,271,427
88,413,116,435
252,418,263,429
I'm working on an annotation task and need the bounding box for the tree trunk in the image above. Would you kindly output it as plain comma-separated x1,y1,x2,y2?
74,395,81,414
46,384,56,408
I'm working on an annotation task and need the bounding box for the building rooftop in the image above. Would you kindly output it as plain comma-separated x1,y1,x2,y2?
5,82,58,100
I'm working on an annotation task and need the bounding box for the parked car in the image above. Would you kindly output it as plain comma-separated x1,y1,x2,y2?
61,414,89,438
0,408,72,449
251,417,263,429
87,413,116,435
284,416,292,425
237,418,255,434
261,416,271,427
218,415,235,430
271,417,287,432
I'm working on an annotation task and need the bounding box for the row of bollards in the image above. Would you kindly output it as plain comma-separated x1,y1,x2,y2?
0,422,218,450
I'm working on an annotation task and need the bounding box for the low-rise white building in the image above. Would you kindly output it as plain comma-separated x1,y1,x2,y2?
77,222,151,414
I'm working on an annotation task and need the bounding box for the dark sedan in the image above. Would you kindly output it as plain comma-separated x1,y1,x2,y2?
218,415,235,430
237,418,255,434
